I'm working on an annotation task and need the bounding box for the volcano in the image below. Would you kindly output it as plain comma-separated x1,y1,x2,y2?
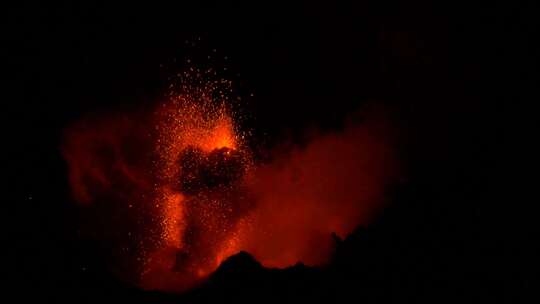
62,73,397,292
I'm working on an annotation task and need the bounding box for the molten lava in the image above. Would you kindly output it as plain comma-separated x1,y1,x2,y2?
62,71,397,292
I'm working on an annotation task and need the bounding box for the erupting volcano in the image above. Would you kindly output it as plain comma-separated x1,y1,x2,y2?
62,69,397,292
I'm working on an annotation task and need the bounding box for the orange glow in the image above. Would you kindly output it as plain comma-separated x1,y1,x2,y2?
62,70,397,293
160,188,185,248
204,119,237,151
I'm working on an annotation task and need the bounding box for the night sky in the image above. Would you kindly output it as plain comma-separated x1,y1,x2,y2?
5,1,537,303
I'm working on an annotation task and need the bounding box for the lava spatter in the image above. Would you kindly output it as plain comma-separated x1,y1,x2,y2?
63,67,397,293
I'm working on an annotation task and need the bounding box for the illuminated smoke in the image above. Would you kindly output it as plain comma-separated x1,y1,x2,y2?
232,114,396,268
62,70,397,292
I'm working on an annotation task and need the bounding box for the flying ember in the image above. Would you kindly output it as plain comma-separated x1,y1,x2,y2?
62,68,397,292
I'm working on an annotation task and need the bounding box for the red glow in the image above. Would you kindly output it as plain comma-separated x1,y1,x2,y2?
62,72,397,292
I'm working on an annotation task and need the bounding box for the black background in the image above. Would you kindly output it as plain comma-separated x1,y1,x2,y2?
5,1,538,303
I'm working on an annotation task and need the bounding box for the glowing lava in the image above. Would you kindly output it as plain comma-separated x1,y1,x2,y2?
62,69,397,292
142,90,252,290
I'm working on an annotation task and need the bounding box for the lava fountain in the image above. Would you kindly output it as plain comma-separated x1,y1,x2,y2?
62,69,397,292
